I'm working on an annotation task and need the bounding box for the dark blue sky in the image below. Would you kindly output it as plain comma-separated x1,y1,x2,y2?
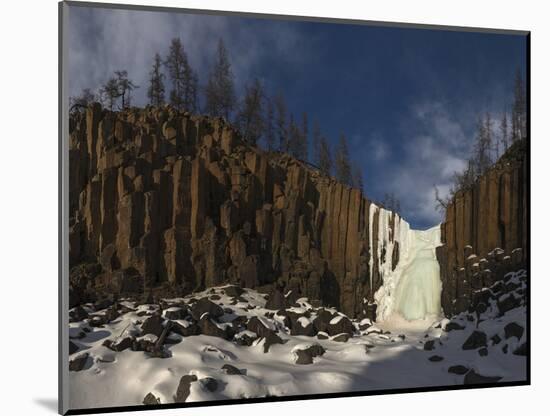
67,5,527,229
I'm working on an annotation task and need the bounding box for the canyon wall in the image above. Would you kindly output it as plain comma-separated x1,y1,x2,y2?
436,140,528,316
68,105,406,318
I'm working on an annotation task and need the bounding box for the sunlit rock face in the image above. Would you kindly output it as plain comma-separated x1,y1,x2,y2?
436,139,528,316
68,105,409,319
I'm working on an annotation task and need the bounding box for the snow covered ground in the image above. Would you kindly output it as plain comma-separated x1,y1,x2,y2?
68,269,527,411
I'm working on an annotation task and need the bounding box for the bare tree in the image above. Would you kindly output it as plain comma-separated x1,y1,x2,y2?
300,112,309,161
165,38,198,112
288,113,300,158
274,93,288,152
264,97,275,151
318,136,332,177
236,78,264,145
500,111,509,153
99,77,122,111
352,161,364,193
115,70,139,109
312,120,322,166
147,53,165,107
205,39,236,120
433,185,450,212
335,133,352,186
512,68,526,141
69,88,96,111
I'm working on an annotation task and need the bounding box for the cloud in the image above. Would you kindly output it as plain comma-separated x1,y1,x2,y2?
66,6,304,104
376,101,473,228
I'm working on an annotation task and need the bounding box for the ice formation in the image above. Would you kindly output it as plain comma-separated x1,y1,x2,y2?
372,206,442,322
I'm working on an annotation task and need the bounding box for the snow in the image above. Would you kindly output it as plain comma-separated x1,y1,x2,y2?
68,271,527,410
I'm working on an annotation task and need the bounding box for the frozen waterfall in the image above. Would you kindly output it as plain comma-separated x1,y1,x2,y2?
375,225,442,322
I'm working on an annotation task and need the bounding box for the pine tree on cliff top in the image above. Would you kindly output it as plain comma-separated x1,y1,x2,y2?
115,70,139,109
335,133,352,186
318,136,332,177
205,39,236,120
147,53,165,107
236,78,264,145
264,98,276,151
274,93,288,152
512,68,526,141
165,38,198,112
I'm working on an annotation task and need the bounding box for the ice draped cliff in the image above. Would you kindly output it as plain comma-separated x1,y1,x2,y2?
68,105,428,320
68,105,527,322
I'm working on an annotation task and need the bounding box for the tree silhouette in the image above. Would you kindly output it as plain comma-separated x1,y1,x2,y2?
236,78,264,145
205,39,236,120
147,53,165,107
165,38,198,112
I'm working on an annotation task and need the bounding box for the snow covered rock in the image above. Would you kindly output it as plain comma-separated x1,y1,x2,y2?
69,353,89,372
198,317,232,340
327,314,355,336
140,314,164,337
190,298,224,321
163,307,187,320
332,333,350,343
171,320,200,337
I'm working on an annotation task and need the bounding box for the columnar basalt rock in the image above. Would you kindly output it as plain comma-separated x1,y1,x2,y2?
69,105,407,318
436,140,528,316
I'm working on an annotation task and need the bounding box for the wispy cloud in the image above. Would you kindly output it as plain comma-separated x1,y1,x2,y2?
67,6,304,104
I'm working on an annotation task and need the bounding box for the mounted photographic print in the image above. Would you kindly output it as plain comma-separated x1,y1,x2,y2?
59,1,530,414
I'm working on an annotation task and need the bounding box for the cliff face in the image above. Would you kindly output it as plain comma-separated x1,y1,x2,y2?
436,140,528,316
69,105,405,318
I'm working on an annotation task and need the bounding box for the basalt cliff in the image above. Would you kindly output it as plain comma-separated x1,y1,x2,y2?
436,139,528,316
68,105,405,319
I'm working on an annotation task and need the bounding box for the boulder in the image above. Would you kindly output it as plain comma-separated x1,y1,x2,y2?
513,342,527,356
332,333,350,343
448,365,469,375
293,344,326,365
171,320,199,337
463,369,502,384
142,392,161,405
326,314,355,336
199,317,231,340
175,374,198,403
504,322,524,340
69,353,89,372
190,298,224,321
423,340,436,351
141,314,164,337
443,321,465,332
69,341,79,355
200,377,218,392
462,330,487,350
222,364,243,375
428,355,444,362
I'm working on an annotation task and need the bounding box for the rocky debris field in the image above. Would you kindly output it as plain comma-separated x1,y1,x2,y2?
68,270,528,410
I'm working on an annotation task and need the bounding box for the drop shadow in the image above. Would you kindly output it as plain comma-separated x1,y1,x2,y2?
34,398,57,413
